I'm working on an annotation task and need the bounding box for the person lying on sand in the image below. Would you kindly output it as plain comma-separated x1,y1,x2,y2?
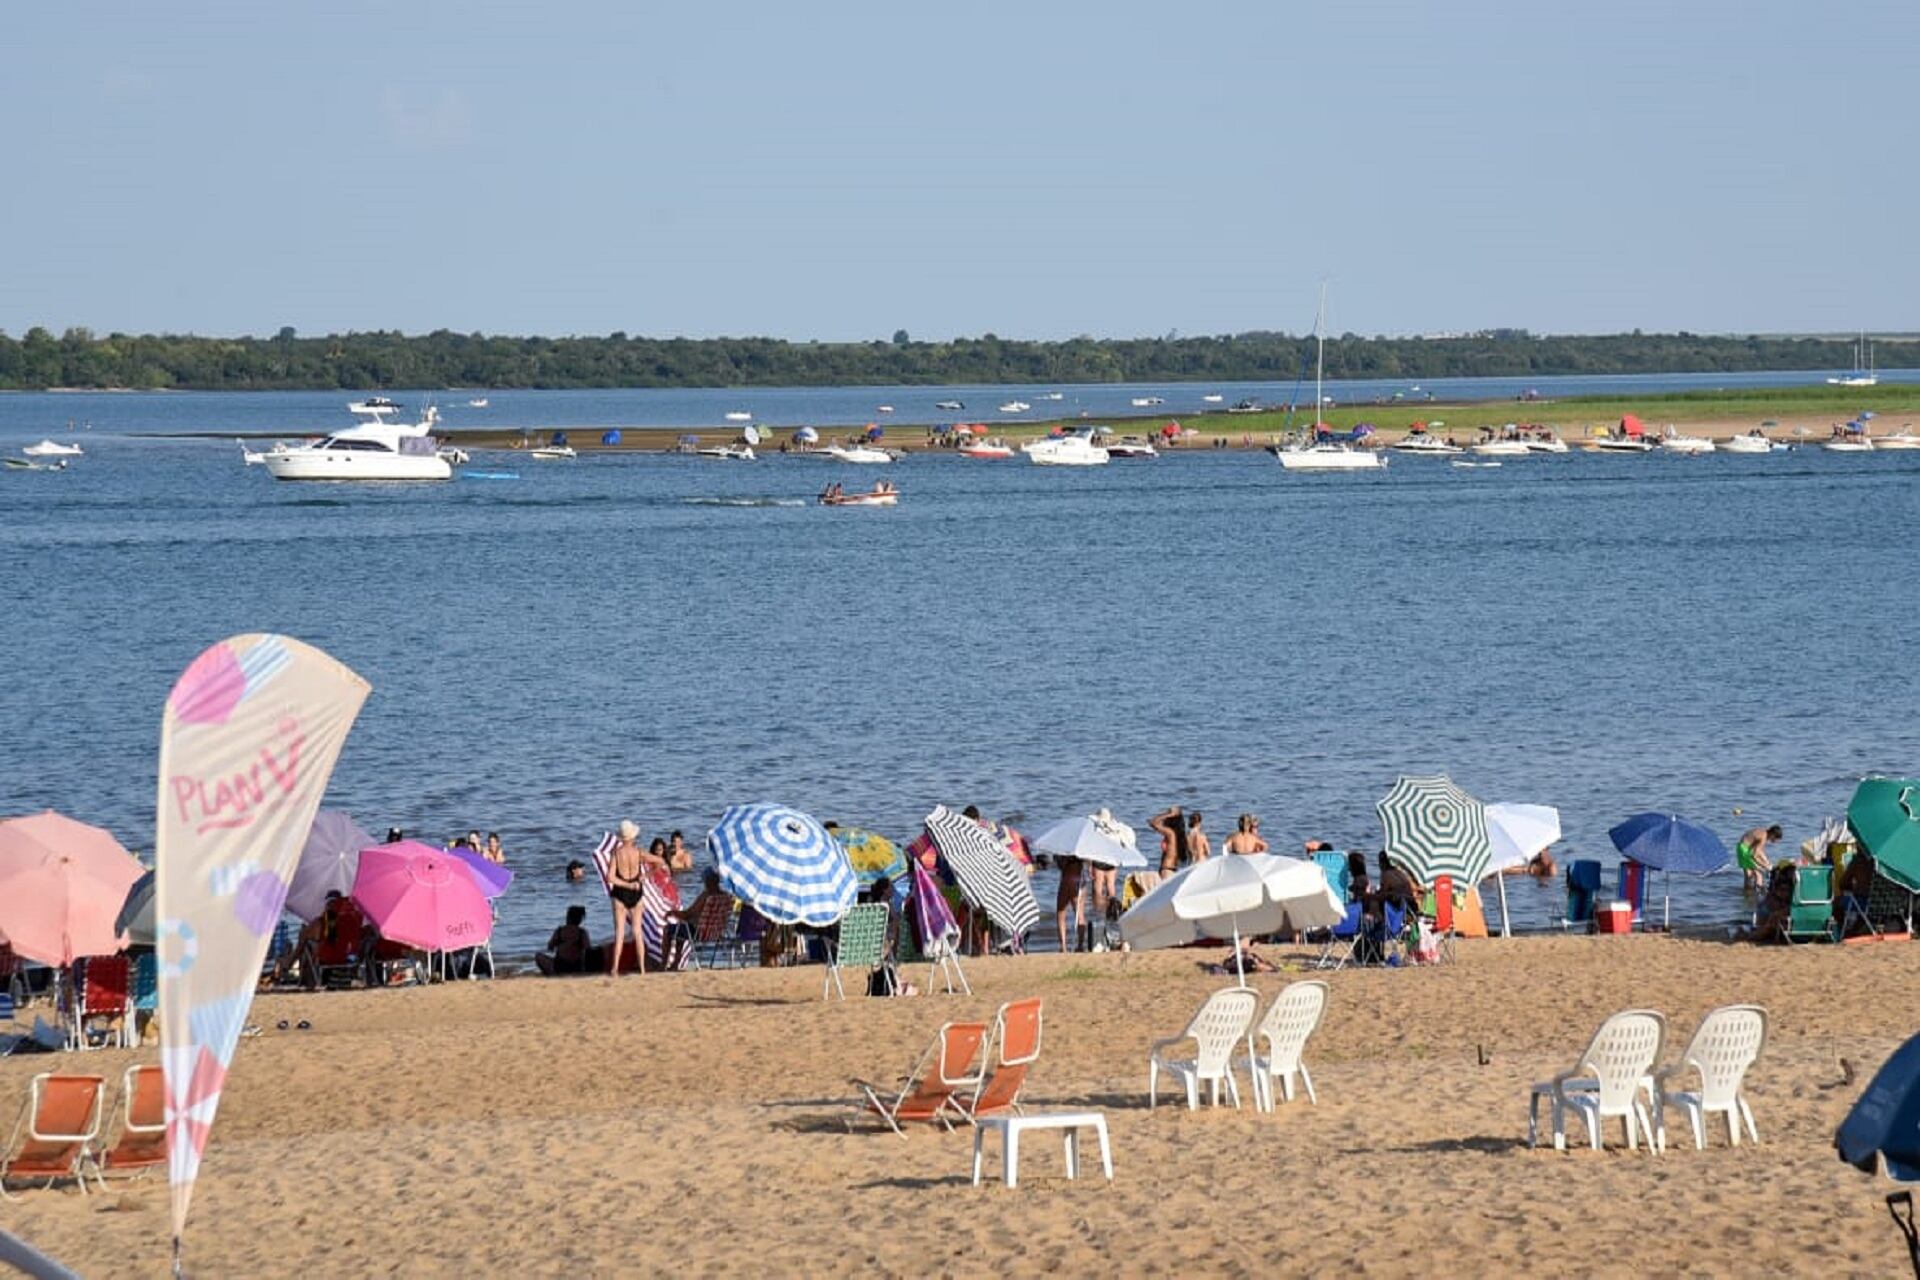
1203,945,1277,976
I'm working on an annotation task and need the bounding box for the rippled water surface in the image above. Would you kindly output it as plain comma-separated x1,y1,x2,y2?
4,398,1917,949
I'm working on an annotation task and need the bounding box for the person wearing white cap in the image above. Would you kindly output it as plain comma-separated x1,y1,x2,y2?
607,819,648,976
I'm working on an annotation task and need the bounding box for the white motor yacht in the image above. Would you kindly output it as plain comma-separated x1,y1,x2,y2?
1873,429,1920,450
1130,396,1165,407
1524,435,1569,453
1660,434,1715,454
346,396,402,414
999,401,1032,413
22,439,84,458
696,444,756,461
1202,394,1225,403
1721,432,1777,454
1471,439,1531,457
825,444,895,464
1824,437,1874,453
1023,431,1109,466
934,400,964,411
1104,437,1159,459
1587,437,1654,453
958,440,1014,459
1392,435,1462,456
262,405,452,481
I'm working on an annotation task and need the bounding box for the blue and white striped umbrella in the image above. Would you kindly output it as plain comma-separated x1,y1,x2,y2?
707,803,857,926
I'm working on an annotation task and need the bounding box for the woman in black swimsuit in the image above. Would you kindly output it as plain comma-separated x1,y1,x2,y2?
607,821,648,975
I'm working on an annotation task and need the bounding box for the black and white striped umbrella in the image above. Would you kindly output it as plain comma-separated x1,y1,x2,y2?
1376,774,1492,886
922,805,1040,939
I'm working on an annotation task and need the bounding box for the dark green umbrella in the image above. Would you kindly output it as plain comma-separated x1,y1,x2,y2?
1847,778,1920,893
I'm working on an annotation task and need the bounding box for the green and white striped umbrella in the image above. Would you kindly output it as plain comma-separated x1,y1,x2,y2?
1376,775,1492,886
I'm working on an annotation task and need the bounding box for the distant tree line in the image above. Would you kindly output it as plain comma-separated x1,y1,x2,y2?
0,325,1896,391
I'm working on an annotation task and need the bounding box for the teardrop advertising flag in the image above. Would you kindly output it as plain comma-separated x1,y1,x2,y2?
155,635,369,1266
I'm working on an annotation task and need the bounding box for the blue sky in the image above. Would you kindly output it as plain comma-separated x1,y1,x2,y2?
5,1,1915,340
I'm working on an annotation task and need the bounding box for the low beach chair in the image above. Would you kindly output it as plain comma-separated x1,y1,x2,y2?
1654,1005,1766,1152
728,906,770,969
672,894,735,970
0,1073,106,1199
100,1064,167,1177
960,998,1042,1122
825,903,892,1000
69,956,130,1051
1528,1009,1665,1153
1311,851,1351,903
1314,902,1364,970
1148,987,1258,1110
853,1020,989,1135
1617,859,1648,929
1783,866,1836,944
1562,860,1601,931
128,952,157,1047
1248,980,1328,1112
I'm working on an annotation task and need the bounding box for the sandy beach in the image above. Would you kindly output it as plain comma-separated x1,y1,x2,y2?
5,934,1915,1277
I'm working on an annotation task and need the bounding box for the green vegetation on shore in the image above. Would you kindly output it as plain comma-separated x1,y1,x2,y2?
2,325,1915,392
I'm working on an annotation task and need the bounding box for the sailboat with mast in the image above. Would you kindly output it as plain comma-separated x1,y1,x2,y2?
1826,332,1878,387
1275,283,1384,471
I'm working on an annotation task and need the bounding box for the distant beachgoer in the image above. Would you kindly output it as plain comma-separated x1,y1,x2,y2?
536,905,593,975
1838,850,1877,935
1224,814,1267,855
1502,850,1556,878
385,827,404,844
607,820,648,975
566,859,587,882
1055,855,1086,953
466,829,483,856
1185,812,1210,862
667,830,693,872
1742,864,1797,942
1147,806,1190,875
1376,851,1420,910
1736,824,1782,891
484,832,505,865
1346,850,1371,903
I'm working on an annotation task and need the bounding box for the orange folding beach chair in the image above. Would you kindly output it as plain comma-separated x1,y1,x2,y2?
100,1064,167,1177
957,997,1043,1122
853,1020,988,1136
0,1073,106,1198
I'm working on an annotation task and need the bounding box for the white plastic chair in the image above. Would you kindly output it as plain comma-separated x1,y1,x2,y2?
1528,1009,1666,1153
1148,987,1258,1110
1654,1005,1766,1151
1248,980,1328,1112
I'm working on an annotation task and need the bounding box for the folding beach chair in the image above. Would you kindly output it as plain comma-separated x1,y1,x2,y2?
729,905,770,969
852,1020,989,1135
1311,851,1351,904
1617,859,1648,930
669,894,735,971
1381,903,1414,965
1528,1009,1665,1153
1562,859,1602,931
825,903,892,1001
1148,987,1259,1110
1315,901,1364,970
959,998,1042,1122
0,1073,106,1199
100,1064,167,1177
68,956,130,1051
128,952,157,1048
1249,980,1328,1112
1783,865,1836,944
1653,1005,1766,1151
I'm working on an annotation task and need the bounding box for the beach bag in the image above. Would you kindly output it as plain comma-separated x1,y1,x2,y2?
1412,918,1440,965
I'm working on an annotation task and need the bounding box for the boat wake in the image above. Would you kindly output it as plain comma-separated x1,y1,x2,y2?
680,496,806,508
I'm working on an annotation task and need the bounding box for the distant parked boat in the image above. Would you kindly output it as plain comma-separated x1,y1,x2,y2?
1826,333,1878,387
999,401,1031,413
467,398,489,408
22,439,84,458
1202,394,1224,403
935,400,964,411
725,411,753,422
1130,396,1165,407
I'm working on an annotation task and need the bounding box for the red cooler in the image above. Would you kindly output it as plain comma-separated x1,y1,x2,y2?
1596,901,1633,934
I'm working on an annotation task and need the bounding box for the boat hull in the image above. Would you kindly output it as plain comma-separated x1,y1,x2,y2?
263,451,451,481
1278,448,1384,471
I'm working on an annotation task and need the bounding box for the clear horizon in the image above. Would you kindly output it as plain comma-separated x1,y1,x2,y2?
7,1,1917,341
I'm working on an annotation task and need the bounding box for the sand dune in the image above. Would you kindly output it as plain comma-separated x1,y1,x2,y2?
4,935,1915,1276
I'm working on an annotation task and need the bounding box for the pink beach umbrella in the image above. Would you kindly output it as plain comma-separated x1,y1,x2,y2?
350,841,493,952
0,810,145,966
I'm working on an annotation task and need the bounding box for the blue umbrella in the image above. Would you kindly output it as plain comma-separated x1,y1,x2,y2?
601,429,622,446
794,426,819,445
1838,1031,1920,1182
707,803,857,926
1609,813,1730,928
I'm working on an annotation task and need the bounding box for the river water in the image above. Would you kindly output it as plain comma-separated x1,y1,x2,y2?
3,379,1916,951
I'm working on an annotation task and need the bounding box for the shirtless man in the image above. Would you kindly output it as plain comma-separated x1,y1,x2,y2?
1224,814,1268,855
1736,824,1782,891
607,819,649,975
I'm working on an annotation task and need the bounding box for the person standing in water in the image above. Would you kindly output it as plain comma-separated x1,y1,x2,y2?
607,820,649,975
1736,824,1782,891
1224,814,1267,855
1148,806,1190,875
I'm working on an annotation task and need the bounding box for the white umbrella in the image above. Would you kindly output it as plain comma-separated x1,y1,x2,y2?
1029,815,1149,869
1483,803,1561,938
1119,854,1343,985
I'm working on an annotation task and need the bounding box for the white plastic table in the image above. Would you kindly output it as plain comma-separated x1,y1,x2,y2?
971,1111,1112,1188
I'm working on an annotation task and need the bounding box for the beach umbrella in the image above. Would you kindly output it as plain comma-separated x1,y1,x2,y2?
838,827,907,887
0,811,144,966
117,868,157,947
1120,854,1342,985
921,805,1041,939
1029,815,1149,869
1483,803,1561,938
794,426,819,444
907,858,960,954
1608,813,1729,929
284,810,375,921
351,841,493,952
601,429,621,446
446,845,513,899
707,803,857,927
1847,778,1920,893
1838,1031,1920,1182
1377,775,1492,887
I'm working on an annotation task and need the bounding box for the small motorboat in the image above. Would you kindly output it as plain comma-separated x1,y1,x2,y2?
4,457,67,471
1227,399,1264,414
1104,437,1159,459
1393,435,1462,456
1471,439,1531,457
696,444,756,461
438,445,472,464
1524,435,1570,453
875,405,894,414
1587,437,1654,453
22,439,84,458
958,440,1014,459
1023,431,1109,466
528,445,576,460
238,439,269,465
1824,437,1874,453
1040,392,1064,401
1130,396,1165,407
935,400,964,411
346,397,401,414
724,411,753,422
1660,433,1715,454
1721,432,1775,454
825,444,894,464
999,401,1032,413
1873,429,1920,450
1202,394,1224,403
467,398,490,408
820,483,898,507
